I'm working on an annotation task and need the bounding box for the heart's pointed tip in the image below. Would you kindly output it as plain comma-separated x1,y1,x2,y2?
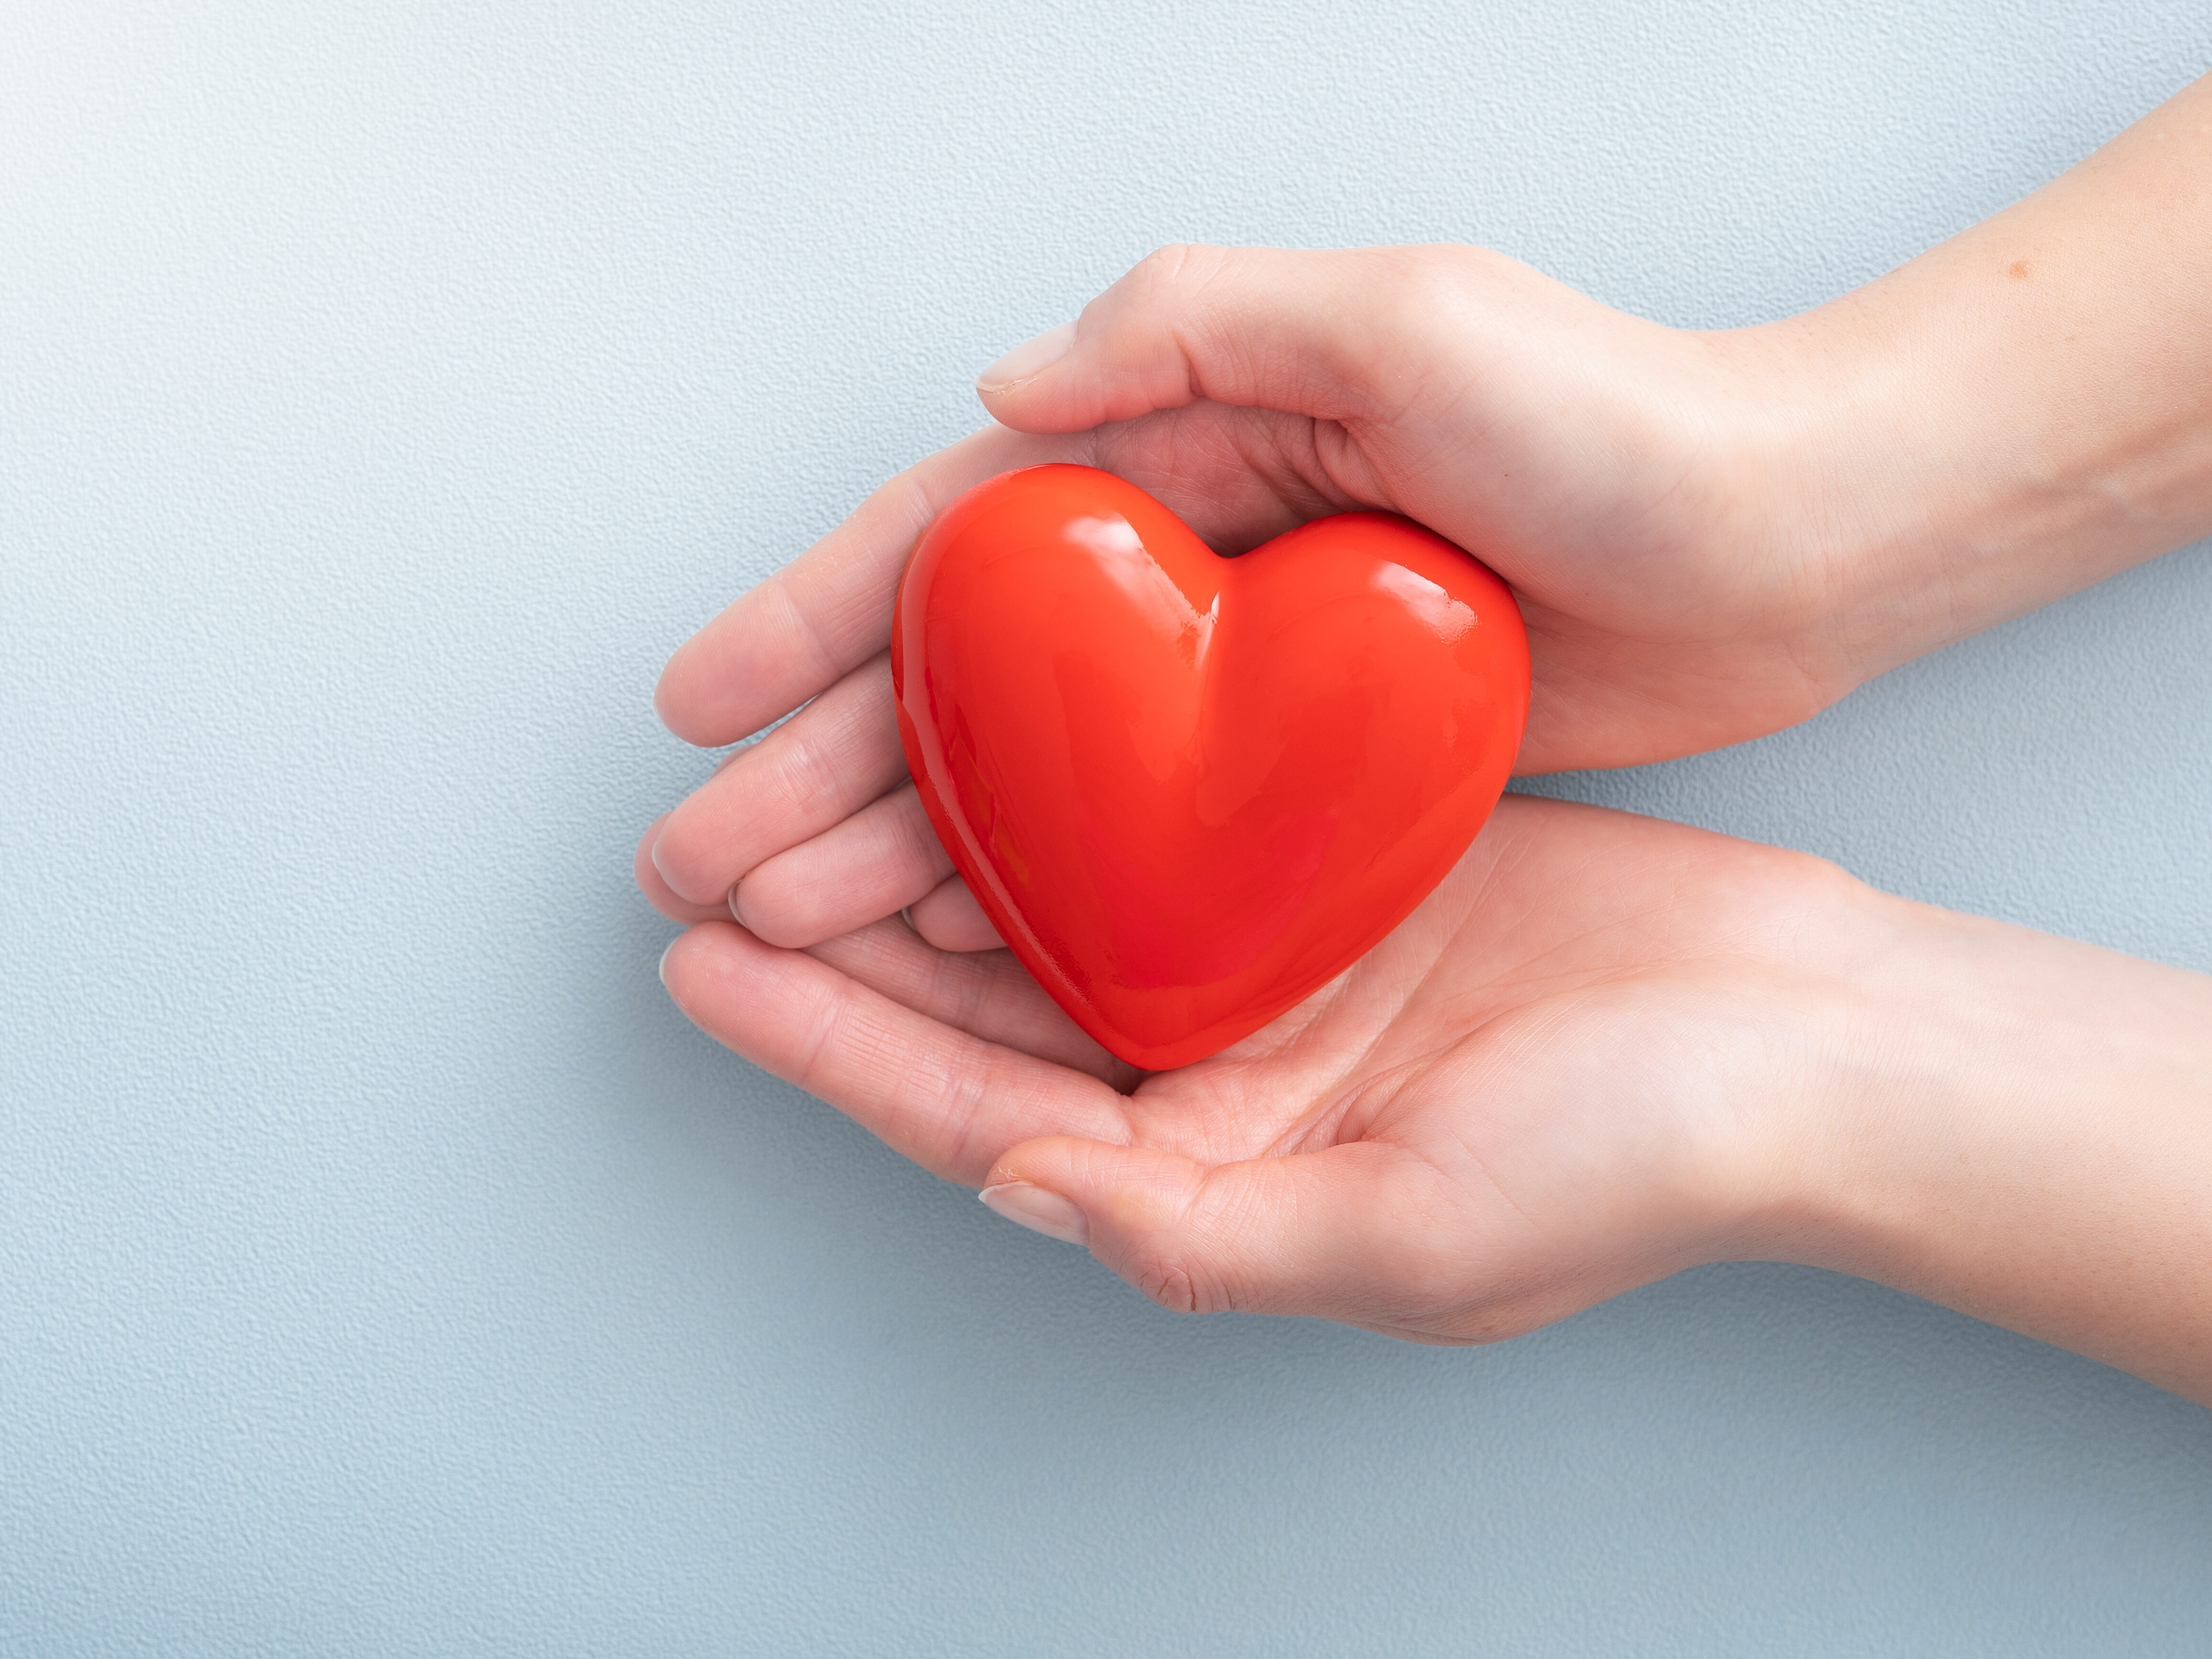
1069,1005,1273,1076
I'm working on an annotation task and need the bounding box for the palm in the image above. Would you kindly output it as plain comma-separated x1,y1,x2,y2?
662,794,1851,1340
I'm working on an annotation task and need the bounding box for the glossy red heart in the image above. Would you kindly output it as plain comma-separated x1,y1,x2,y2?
892,464,1529,1070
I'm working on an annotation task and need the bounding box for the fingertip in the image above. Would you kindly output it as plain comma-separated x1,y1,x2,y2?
642,800,725,909
988,1138,1198,1230
652,643,728,749
636,816,739,925
634,812,673,904
656,922,702,1006
656,916,750,1007
974,320,1076,395
654,587,800,751
645,800,725,911
724,874,824,951
726,875,803,948
977,1181,1090,1247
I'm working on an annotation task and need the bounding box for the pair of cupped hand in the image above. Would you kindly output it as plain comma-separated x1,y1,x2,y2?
637,245,1985,1342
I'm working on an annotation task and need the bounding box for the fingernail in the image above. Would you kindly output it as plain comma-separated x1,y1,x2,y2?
978,1182,1089,1246
657,937,677,986
976,321,1076,392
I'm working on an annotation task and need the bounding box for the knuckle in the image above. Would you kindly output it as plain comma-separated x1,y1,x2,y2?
929,1042,1002,1176
1122,242,1223,309
889,788,954,876
1313,247,1489,418
1138,240,1197,280
941,950,995,1033
1429,1308,1544,1346
764,727,834,819
1127,1251,1205,1315
1370,245,1478,327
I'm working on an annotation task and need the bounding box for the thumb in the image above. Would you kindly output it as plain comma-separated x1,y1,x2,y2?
974,244,1466,434
979,1134,1454,1323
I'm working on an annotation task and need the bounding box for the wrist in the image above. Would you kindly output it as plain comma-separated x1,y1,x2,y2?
1725,199,2212,696
1754,890,2212,1400
1707,307,1985,689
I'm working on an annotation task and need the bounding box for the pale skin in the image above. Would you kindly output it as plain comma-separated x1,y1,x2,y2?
643,72,2212,1402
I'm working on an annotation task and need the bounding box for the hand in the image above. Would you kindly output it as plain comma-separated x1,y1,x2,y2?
646,65,2212,946
658,796,1872,1338
659,793,2212,1400
640,240,1843,947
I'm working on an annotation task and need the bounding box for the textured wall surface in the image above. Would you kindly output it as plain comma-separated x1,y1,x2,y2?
5,3,2211,1653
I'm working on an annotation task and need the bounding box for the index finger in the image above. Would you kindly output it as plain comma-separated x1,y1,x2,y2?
655,423,1092,748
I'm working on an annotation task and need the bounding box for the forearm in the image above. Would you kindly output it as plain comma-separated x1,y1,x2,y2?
1749,69,2212,673
1782,897,2212,1405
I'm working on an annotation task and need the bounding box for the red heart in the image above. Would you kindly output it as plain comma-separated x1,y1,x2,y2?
892,464,1529,1070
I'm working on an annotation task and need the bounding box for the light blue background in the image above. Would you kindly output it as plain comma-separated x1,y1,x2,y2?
5,2,2211,1652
